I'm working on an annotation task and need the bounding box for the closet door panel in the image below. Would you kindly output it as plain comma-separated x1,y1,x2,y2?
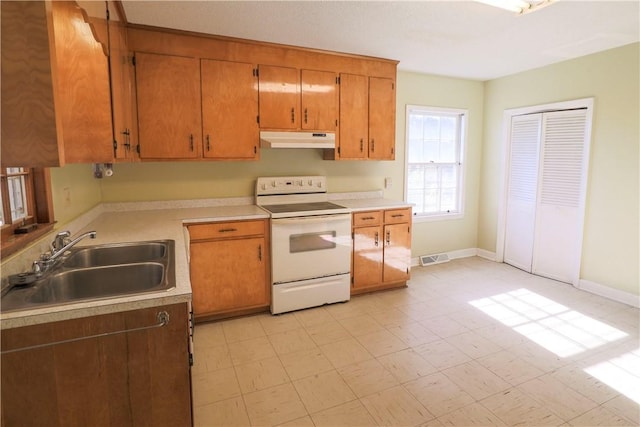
532,109,589,283
504,114,542,272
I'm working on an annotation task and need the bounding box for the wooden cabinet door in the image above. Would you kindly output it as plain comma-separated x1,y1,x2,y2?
135,52,201,159
1,1,113,167
352,225,383,290
190,237,268,316
369,77,396,160
52,1,114,164
383,223,411,283
1,304,191,427
108,2,137,161
301,69,337,131
338,73,368,159
258,65,300,129
201,59,259,159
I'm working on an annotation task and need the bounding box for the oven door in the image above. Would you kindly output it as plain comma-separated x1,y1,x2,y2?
271,213,351,284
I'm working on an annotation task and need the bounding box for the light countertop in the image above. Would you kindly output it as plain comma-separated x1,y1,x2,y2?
0,204,268,329
332,197,412,212
1,196,407,329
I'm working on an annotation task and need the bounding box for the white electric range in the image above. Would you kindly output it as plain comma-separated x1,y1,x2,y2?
256,176,351,314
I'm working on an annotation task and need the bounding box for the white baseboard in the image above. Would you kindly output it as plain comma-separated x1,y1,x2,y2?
577,279,640,308
448,248,478,259
476,249,497,261
411,248,494,267
409,250,639,309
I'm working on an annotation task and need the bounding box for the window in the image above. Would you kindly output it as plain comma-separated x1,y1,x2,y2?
405,105,466,219
1,167,54,258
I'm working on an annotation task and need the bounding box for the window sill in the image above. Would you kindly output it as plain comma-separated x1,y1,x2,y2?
412,213,464,223
1,223,54,259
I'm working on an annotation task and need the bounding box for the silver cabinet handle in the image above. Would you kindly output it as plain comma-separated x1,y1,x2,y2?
1,311,170,354
374,231,379,247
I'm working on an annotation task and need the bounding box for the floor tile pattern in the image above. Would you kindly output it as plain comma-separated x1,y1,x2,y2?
192,257,640,426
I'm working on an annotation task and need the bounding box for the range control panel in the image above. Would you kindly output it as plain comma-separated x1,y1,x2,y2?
256,176,326,196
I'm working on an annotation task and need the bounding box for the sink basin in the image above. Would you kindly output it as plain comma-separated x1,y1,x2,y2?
63,242,167,268
1,240,176,312
29,263,167,303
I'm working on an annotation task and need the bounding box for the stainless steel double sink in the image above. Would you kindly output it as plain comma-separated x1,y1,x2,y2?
1,240,176,312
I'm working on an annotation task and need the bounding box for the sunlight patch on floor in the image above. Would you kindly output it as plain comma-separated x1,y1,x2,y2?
585,348,640,404
469,288,627,357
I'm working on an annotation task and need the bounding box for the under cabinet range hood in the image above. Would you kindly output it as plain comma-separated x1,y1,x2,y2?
260,131,336,149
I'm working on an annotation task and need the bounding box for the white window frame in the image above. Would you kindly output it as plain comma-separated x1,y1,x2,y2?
404,105,467,222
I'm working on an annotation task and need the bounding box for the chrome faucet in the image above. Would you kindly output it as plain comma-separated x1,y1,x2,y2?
51,230,71,252
33,230,97,272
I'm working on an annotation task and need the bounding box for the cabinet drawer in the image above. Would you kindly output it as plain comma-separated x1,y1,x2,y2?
384,208,411,224
188,220,265,241
353,211,382,227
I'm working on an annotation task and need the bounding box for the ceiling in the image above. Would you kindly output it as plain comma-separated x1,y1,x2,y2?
121,1,640,81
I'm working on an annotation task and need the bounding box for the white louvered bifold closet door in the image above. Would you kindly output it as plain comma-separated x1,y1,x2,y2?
504,114,542,272
532,109,589,283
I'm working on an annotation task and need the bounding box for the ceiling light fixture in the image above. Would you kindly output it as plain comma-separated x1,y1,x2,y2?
476,0,556,15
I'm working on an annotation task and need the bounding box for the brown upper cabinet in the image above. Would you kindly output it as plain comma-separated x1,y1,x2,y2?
336,74,396,160
135,53,260,160
1,0,114,168
202,59,260,160
258,65,300,130
107,1,139,162
257,66,338,132
338,74,369,159
301,70,339,131
126,25,397,161
368,77,396,160
135,52,202,159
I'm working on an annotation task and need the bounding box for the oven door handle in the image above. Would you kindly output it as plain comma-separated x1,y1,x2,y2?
271,214,350,224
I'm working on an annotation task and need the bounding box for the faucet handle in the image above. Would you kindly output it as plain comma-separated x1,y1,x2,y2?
52,231,71,251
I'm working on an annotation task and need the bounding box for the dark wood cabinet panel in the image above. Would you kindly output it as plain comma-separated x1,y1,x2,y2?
1,303,192,426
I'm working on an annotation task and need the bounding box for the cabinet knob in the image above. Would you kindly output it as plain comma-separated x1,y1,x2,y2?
374,231,379,247
206,135,211,151
189,134,194,151
291,107,295,123
359,138,363,152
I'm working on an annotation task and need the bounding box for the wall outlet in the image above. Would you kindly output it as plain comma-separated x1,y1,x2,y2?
384,177,392,189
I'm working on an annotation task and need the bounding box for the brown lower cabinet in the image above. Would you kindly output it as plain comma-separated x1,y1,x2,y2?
352,207,412,294
187,219,270,321
0,303,192,427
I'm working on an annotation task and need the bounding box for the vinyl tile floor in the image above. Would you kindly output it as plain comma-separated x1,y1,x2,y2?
191,257,640,426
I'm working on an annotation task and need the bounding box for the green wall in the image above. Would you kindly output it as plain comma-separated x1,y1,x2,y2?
480,42,639,296
49,44,638,297
50,164,101,226
93,70,485,261
396,71,484,256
